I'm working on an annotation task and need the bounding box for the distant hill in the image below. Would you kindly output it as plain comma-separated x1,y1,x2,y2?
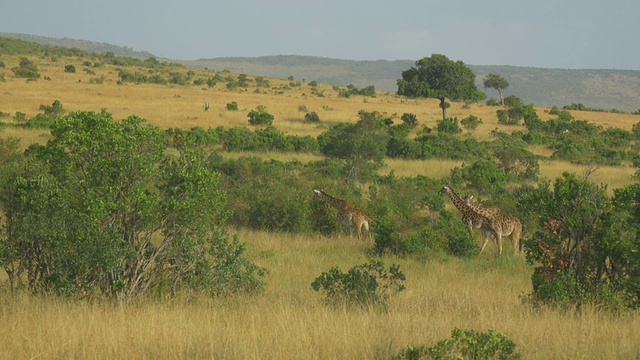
0,32,156,59
2,33,639,112
183,56,640,113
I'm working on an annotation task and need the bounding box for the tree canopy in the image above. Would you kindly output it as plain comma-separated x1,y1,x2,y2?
483,73,510,105
397,54,485,119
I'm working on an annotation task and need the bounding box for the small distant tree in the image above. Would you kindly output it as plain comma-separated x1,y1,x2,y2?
483,73,510,105
64,65,76,73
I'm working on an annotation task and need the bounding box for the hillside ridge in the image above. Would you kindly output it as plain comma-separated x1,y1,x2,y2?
2,32,639,112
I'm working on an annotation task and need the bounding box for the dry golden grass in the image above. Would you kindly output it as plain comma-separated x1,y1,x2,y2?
1,229,639,359
2,54,640,359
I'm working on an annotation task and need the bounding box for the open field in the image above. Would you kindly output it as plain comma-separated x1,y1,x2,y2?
1,229,639,359
2,52,640,359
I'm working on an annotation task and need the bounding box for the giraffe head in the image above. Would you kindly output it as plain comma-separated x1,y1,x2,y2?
464,194,473,205
313,189,325,198
438,185,454,196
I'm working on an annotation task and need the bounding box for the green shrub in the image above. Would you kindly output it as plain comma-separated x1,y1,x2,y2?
247,109,274,125
311,259,405,308
395,328,521,360
460,115,482,131
226,101,238,111
64,64,76,73
401,113,419,128
436,117,462,134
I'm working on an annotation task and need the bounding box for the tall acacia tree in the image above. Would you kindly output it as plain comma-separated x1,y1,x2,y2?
483,73,510,105
397,54,484,120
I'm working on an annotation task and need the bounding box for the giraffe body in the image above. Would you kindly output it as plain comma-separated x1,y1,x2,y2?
439,186,487,237
464,195,522,256
313,189,372,241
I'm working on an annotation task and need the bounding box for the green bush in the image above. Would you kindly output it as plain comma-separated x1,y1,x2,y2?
64,64,76,73
436,117,462,134
226,101,238,111
460,115,482,131
395,328,521,360
247,109,274,125
401,113,419,128
311,259,405,308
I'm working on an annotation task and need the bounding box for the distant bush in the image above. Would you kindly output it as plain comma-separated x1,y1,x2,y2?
11,57,40,80
226,101,238,111
304,111,320,123
247,108,274,125
64,64,76,73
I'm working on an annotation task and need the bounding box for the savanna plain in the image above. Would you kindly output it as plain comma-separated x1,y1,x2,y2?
1,53,640,359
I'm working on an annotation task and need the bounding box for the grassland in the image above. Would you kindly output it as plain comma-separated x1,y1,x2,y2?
1,53,640,359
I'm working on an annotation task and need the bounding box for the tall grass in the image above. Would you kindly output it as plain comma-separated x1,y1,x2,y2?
1,229,639,359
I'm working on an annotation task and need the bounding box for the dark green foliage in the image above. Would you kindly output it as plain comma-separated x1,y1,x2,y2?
460,115,482,131
226,101,238,110
397,54,485,119
311,259,405,308
317,110,389,183
395,328,521,360
0,111,264,299
304,111,320,123
368,176,477,258
401,113,419,128
64,64,76,73
247,108,274,125
516,174,640,309
11,57,40,79
436,117,462,134
25,100,65,129
210,156,317,233
339,84,377,98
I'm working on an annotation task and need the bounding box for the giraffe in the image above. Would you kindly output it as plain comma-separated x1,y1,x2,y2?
464,195,522,256
439,185,496,248
313,189,372,241
541,217,572,269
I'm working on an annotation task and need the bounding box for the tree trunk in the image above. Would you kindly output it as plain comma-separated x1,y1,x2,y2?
440,97,447,120
499,90,504,106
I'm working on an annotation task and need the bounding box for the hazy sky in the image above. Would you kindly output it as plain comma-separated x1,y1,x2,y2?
2,0,639,69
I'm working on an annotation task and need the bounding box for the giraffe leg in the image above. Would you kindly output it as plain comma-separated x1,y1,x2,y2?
478,230,491,257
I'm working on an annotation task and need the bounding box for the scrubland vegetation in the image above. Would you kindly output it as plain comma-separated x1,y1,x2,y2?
1,37,640,359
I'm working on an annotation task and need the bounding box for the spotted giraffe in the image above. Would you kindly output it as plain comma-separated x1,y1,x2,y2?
439,186,496,247
313,189,372,241
464,195,522,256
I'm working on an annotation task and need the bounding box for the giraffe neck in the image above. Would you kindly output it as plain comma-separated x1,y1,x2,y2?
315,190,347,209
443,186,468,214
